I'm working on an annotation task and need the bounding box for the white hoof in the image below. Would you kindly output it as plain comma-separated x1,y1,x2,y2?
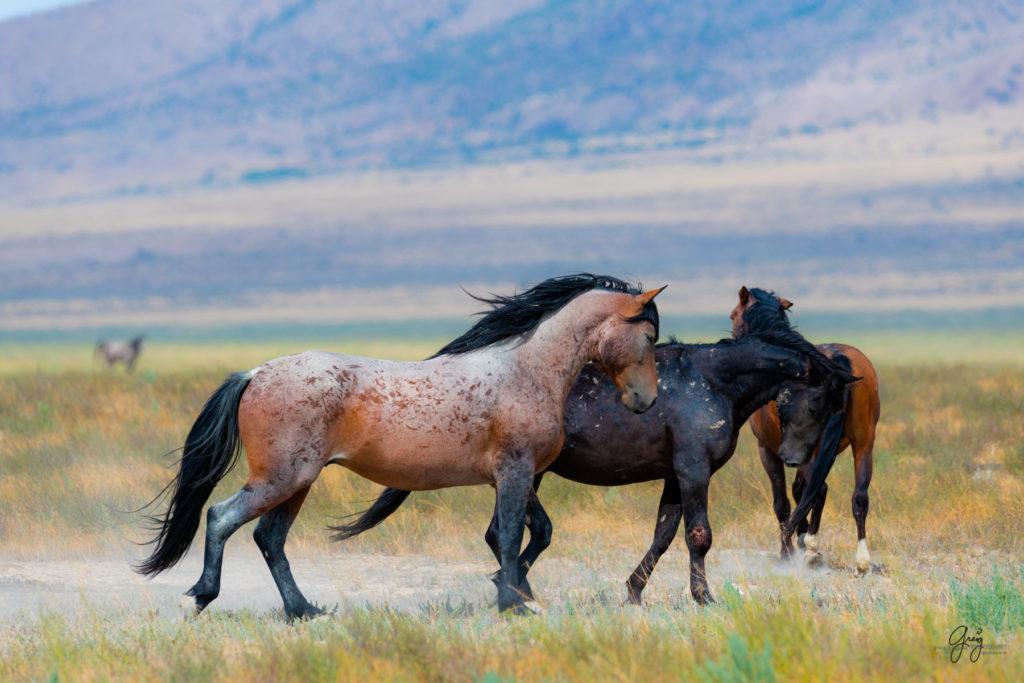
803,533,819,554
855,539,871,574
178,595,202,620
523,600,544,615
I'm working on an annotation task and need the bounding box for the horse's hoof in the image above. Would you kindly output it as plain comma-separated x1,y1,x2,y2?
803,533,819,554
499,602,537,616
296,611,330,622
289,605,328,622
179,595,203,620
804,551,824,568
855,541,871,575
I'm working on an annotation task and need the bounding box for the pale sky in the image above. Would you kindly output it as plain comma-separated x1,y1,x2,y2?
0,0,92,23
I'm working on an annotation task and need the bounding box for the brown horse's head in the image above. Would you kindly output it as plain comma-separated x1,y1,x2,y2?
730,286,792,338
591,286,665,413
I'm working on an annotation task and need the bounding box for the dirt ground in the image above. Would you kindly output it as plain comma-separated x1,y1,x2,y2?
0,540,899,622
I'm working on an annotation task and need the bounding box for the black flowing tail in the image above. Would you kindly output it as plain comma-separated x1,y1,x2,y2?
135,370,253,576
784,410,846,538
330,487,411,541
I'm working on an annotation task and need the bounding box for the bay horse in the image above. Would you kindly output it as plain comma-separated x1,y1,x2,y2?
731,286,880,573
136,274,664,618
96,335,145,372
342,330,857,606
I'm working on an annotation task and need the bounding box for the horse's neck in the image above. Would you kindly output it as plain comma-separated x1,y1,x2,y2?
699,344,801,423
509,292,617,402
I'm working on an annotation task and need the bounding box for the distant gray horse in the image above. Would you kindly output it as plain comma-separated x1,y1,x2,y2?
95,336,145,372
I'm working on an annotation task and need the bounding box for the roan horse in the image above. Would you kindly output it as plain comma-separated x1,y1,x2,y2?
341,329,857,606
731,286,880,573
136,274,664,617
96,335,146,372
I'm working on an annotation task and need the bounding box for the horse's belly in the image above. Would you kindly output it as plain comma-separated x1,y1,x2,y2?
328,418,497,490
551,425,672,486
328,445,492,490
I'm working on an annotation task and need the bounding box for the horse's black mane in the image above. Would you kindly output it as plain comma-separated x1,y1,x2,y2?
433,273,658,357
739,287,792,334
733,289,858,387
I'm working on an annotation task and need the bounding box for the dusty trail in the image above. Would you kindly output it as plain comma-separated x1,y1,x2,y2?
0,545,497,620
0,542,896,622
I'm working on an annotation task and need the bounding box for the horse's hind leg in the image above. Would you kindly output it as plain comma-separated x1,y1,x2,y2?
185,488,265,614
675,461,714,605
253,485,324,620
516,488,552,601
758,443,794,560
852,445,874,573
625,477,681,605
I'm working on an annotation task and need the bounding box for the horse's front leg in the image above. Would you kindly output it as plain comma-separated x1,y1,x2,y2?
625,477,681,605
484,473,549,601
803,472,828,564
676,460,714,605
758,442,793,560
493,451,535,614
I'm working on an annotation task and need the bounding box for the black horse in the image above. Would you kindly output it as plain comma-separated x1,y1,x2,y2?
339,330,857,606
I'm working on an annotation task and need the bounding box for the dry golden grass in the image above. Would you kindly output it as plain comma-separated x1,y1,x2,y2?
0,336,1022,680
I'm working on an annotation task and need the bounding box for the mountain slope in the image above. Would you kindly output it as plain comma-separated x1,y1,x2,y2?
1,0,1020,202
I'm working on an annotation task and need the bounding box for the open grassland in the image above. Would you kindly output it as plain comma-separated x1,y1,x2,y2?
0,333,1022,680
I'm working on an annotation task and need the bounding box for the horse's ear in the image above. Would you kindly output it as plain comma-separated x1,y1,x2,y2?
779,297,793,310
636,285,667,306
738,286,750,305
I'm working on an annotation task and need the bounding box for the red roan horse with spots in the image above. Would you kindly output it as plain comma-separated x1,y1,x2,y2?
731,286,880,573
136,274,663,618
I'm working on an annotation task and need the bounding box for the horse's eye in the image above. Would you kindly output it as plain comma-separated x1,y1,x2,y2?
645,334,655,344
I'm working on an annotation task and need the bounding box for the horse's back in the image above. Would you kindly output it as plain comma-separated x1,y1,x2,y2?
819,343,880,444
237,349,509,490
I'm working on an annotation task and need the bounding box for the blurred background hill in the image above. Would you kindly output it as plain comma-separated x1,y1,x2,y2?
1,0,1022,338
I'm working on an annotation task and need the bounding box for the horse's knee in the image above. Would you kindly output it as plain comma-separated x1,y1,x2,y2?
686,524,712,556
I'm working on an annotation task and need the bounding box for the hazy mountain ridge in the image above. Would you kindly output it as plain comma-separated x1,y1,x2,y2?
1,0,1022,332
1,0,1021,201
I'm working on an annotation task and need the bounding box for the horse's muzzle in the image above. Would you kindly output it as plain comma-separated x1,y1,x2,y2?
626,392,656,414
778,444,811,468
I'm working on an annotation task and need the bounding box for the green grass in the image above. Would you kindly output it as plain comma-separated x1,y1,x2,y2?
0,334,1022,679
951,566,1024,633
